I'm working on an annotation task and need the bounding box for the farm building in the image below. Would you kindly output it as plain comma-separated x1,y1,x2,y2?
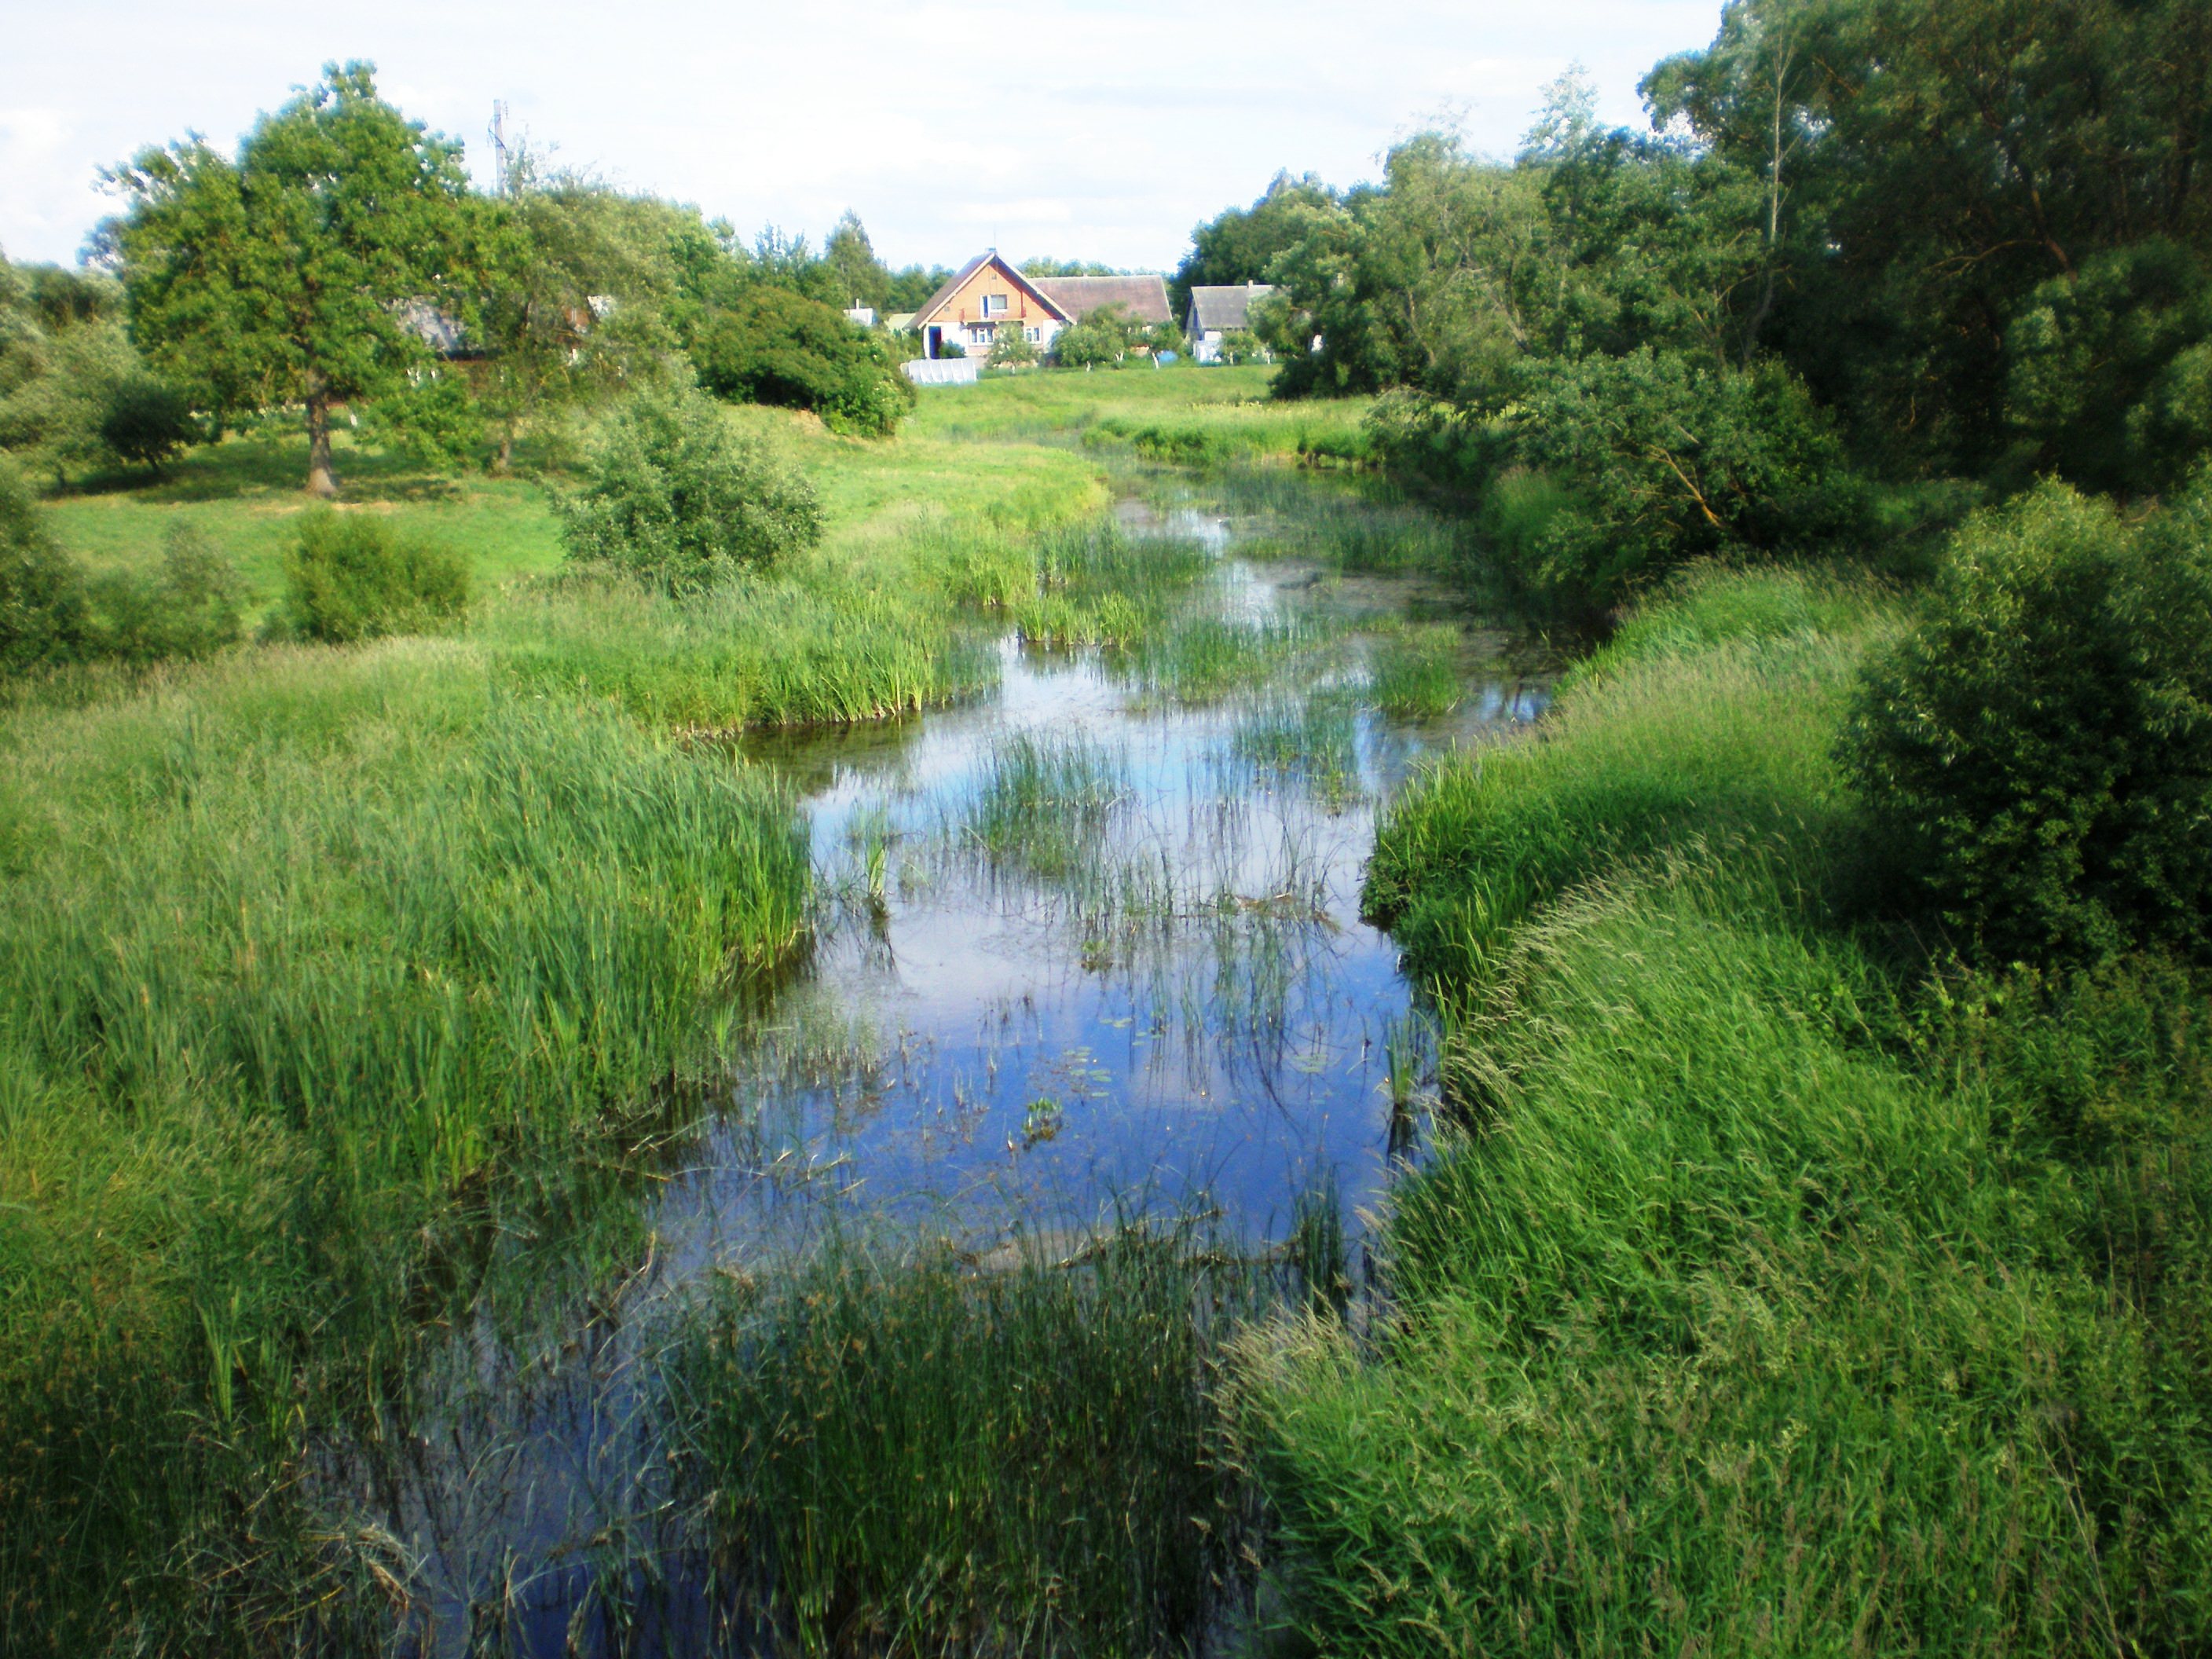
1029,273,1172,330
1185,284,1274,362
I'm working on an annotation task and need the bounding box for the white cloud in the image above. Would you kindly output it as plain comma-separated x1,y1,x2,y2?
0,0,1723,269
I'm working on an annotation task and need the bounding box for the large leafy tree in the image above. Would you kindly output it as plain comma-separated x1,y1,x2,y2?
1170,171,1336,316
103,62,472,496
471,163,679,471
1659,0,2212,474
822,211,892,315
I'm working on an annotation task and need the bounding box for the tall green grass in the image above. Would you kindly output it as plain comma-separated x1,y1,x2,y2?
0,640,809,1651
662,1224,1251,1656
1239,562,2212,1657
1364,565,1890,984
1241,853,2212,1656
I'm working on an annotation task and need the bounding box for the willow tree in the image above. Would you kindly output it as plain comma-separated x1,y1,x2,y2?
103,62,471,496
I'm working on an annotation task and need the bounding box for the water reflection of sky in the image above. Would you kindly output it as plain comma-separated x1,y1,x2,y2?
655,558,1549,1269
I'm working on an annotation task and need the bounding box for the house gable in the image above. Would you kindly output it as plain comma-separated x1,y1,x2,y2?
1188,284,1274,336
912,254,1071,331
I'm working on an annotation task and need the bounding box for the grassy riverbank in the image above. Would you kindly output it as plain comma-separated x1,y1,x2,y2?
1241,565,2212,1656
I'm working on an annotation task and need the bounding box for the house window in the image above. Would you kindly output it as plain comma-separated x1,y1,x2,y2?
972,323,995,343
1026,327,1040,342
981,294,1008,317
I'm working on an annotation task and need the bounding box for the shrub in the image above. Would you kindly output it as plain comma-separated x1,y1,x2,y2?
280,507,469,643
1053,310,1128,369
1504,350,1863,613
987,318,1038,370
1841,478,2212,963
0,456,88,670
86,522,244,664
97,376,194,472
560,386,822,591
689,286,916,436
1362,389,1495,490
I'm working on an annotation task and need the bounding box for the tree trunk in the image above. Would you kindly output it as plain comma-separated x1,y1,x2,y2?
493,422,515,476
305,381,340,498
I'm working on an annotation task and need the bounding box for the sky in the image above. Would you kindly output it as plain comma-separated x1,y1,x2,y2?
1,0,1722,273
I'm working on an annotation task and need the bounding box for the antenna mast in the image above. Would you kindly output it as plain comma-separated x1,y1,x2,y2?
489,100,511,195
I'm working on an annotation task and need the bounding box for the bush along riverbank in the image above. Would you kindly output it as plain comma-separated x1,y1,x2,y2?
1237,487,2212,1655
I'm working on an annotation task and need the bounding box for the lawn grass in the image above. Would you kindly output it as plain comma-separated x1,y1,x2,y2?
1235,562,2212,1657
908,362,1373,465
41,423,566,617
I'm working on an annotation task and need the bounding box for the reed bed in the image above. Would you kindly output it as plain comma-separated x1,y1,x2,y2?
661,1223,1254,1657
1203,466,1468,576
921,514,1214,648
488,574,996,731
0,639,810,1652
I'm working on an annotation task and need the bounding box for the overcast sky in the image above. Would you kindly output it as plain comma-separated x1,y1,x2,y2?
2,0,1721,273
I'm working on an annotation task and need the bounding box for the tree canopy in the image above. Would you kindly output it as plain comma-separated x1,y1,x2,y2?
101,61,473,495
1202,0,2212,611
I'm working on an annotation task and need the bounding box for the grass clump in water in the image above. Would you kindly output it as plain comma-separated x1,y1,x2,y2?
964,730,1126,884
663,1225,1249,1656
1368,623,1463,717
1230,691,1362,807
1123,614,1319,704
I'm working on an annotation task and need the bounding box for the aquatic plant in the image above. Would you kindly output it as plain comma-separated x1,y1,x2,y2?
662,1222,1251,1656
1369,623,1463,717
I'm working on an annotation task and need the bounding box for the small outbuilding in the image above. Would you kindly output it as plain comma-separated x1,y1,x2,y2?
1185,283,1274,363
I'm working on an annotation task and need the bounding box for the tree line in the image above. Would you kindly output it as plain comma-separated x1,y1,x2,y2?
1174,0,2212,617
2,63,972,497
